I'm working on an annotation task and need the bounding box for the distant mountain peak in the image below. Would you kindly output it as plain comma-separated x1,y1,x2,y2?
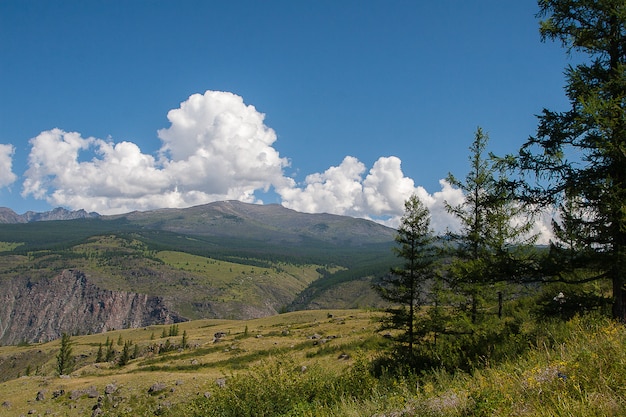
0,207,100,224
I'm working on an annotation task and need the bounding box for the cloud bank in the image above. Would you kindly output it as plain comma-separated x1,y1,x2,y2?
13,90,464,232
0,144,17,188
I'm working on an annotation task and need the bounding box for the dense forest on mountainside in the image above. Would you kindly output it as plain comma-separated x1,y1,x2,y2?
0,201,399,344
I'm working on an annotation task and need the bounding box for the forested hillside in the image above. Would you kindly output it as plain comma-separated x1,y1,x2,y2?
0,201,397,344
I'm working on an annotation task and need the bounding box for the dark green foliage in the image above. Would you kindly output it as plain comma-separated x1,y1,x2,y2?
371,128,538,373
534,282,612,320
95,343,103,363
105,337,115,362
181,330,188,349
168,324,179,337
446,128,537,326
374,195,437,357
517,0,626,320
163,339,171,352
56,333,73,375
177,356,377,417
118,340,133,366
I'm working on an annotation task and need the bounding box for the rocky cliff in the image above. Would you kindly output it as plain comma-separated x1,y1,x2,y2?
0,270,185,345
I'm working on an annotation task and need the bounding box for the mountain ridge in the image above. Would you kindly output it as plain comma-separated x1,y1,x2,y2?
105,200,396,245
0,207,100,223
0,201,398,345
0,201,396,241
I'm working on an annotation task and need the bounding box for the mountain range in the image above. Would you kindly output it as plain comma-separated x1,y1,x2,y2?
0,201,398,344
0,206,99,223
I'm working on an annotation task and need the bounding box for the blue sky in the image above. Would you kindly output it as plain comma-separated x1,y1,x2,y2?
0,0,572,231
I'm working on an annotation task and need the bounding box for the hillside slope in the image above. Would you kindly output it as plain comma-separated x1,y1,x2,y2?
0,270,184,345
0,202,397,344
109,200,396,246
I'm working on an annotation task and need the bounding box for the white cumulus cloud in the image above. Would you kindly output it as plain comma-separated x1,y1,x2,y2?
277,156,366,215
278,155,463,232
158,91,290,195
0,144,17,188
18,89,494,237
21,91,292,214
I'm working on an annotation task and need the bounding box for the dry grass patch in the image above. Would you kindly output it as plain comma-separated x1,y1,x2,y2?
0,309,384,417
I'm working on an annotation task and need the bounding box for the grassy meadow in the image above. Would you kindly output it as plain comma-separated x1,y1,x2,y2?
1,310,625,416
0,309,387,416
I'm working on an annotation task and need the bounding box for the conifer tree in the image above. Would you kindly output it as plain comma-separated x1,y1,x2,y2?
95,343,103,363
105,337,115,362
446,128,536,326
132,342,140,359
517,0,626,320
181,330,188,349
118,340,132,367
375,194,437,357
56,333,74,376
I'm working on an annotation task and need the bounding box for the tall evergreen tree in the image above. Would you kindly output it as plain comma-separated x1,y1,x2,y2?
181,330,188,349
375,194,437,356
56,333,74,376
105,337,115,362
518,0,626,320
447,128,537,326
118,340,132,367
95,343,103,363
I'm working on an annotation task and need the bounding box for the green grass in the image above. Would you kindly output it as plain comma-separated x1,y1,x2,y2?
176,313,626,417
1,311,624,417
0,241,23,252
0,234,342,320
0,229,392,321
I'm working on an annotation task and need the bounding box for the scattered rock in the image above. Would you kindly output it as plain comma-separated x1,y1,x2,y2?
148,382,167,394
216,378,226,388
52,389,65,399
2,401,11,408
86,386,99,398
104,383,117,395
36,390,46,401
69,386,100,401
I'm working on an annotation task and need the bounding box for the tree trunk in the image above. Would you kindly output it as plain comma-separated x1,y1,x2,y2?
612,278,626,322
